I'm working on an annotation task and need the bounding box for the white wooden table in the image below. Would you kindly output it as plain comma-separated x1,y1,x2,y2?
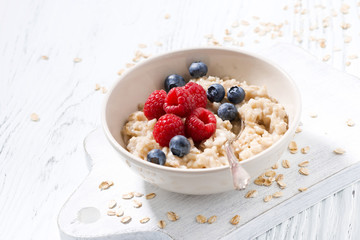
1,0,359,239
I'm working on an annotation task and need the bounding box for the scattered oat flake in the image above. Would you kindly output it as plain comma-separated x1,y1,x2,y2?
107,210,116,216
99,181,113,190
115,208,124,217
146,193,156,199
138,43,147,48
283,5,288,10
122,192,134,199
295,127,302,133
41,55,49,60
134,192,144,197
282,160,290,168
273,192,283,198
299,167,309,176
344,36,352,43
264,179,273,187
301,146,310,154
208,215,217,224
271,163,279,169
117,69,125,76
164,13,171,19
95,84,101,91
322,55,331,62
140,217,150,224
126,63,135,68
346,119,355,126
309,112,318,118
299,187,308,192
254,176,266,186
196,215,207,224
276,174,284,182
30,113,40,121
101,87,107,94
347,55,358,60
241,20,249,26
121,216,132,224
245,190,258,198
230,215,241,225
334,148,345,154
298,160,309,167
288,141,298,153
277,180,286,189
167,211,179,221
73,57,82,63
108,200,117,209
341,3,350,14
224,36,233,42
231,21,239,28
133,199,142,208
265,170,276,177
264,195,272,202
341,23,351,30
345,61,351,66
225,29,231,35
158,220,166,228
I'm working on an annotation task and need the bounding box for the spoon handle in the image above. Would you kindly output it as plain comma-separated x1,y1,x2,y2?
225,141,251,190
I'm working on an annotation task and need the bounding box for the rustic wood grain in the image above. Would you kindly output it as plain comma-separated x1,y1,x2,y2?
0,0,360,239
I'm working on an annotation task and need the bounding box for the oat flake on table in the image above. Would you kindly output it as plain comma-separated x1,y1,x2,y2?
298,160,309,167
245,190,257,198
264,195,272,202
299,167,309,176
30,113,40,122
121,216,132,224
301,146,310,154
230,215,241,225
207,215,217,224
140,217,150,224
99,180,113,190
282,160,290,168
334,148,346,154
299,187,308,192
122,192,134,199
167,211,179,221
196,215,207,224
108,200,117,209
146,193,156,199
158,220,166,228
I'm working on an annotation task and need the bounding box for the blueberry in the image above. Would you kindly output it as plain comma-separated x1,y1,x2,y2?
147,149,166,165
189,61,208,78
164,74,186,92
227,86,246,104
207,84,225,102
217,103,238,121
169,135,191,157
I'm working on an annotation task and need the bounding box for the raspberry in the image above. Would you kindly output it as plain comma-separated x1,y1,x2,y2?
185,107,216,142
144,90,167,120
184,82,207,108
163,87,194,117
153,114,185,147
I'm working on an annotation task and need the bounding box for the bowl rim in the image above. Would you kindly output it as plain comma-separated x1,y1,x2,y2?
102,46,302,174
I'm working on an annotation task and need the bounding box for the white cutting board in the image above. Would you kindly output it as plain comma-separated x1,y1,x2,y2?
58,44,360,240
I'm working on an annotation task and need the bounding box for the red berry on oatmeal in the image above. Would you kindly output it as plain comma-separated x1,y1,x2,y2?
153,113,185,147
184,82,207,109
185,107,216,142
144,90,167,120
163,87,194,117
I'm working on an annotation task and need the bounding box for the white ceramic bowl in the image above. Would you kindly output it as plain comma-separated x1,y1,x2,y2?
102,47,301,195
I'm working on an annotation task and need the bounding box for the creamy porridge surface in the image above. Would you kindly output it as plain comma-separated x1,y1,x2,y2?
122,76,288,169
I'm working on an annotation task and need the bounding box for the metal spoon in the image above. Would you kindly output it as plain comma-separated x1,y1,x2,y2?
225,119,251,190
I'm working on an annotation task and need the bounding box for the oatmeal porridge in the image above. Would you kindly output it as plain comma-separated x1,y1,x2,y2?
122,75,288,169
